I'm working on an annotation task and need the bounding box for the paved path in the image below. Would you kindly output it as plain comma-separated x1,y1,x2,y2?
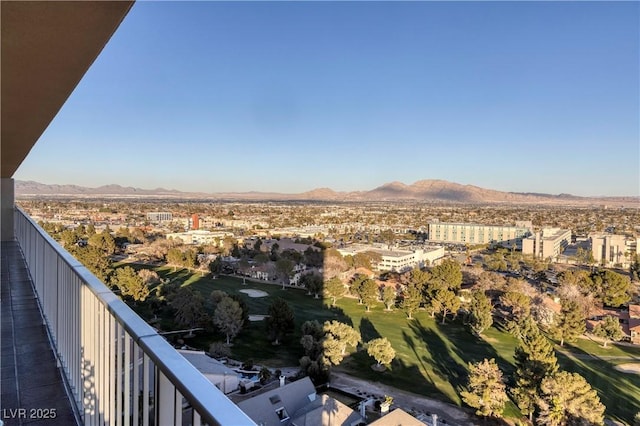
328,371,478,426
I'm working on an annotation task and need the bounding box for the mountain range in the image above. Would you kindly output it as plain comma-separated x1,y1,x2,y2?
15,179,638,206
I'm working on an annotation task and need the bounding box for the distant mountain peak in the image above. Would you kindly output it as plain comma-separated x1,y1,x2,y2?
14,179,638,206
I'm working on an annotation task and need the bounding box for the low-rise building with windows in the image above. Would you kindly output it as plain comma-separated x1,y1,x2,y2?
337,244,444,273
522,228,571,260
589,233,639,267
166,230,233,245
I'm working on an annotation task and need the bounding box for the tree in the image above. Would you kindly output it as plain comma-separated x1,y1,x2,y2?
266,298,295,345
429,259,463,291
301,273,322,298
259,366,272,384
597,270,631,307
303,246,323,268
513,328,559,420
71,245,113,283
630,254,640,282
409,268,430,291
168,287,206,328
167,248,184,271
381,286,396,310
213,297,244,345
113,266,149,302
275,258,294,288
485,252,508,272
593,315,623,348
300,320,324,359
324,277,346,306
401,285,422,320
468,290,493,336
474,271,506,294
536,371,605,426
209,257,223,274
88,230,116,255
360,279,379,312
500,291,531,323
323,249,347,280
350,275,368,304
431,288,460,324
59,228,78,248
322,335,346,366
550,300,585,347
367,337,395,369
323,321,361,356
183,248,197,269
460,358,508,419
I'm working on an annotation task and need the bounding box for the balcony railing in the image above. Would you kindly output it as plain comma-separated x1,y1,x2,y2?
14,207,256,426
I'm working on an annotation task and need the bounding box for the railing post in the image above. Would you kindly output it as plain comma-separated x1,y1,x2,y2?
157,371,177,425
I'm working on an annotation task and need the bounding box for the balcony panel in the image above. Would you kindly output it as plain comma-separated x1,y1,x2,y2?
10,208,256,426
1,240,79,426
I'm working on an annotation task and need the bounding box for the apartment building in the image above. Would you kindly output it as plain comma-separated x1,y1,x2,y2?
522,228,572,260
427,221,532,248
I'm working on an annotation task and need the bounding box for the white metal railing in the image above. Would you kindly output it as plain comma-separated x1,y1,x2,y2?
14,207,256,426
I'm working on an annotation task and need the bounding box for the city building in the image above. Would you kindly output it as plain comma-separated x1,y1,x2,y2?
191,214,200,230
522,228,572,260
337,244,445,273
427,221,532,248
166,229,233,245
147,211,173,222
589,233,639,267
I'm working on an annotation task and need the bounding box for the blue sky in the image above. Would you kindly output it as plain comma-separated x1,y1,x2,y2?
15,1,640,197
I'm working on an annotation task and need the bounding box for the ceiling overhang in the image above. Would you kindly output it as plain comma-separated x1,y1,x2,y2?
1,1,134,178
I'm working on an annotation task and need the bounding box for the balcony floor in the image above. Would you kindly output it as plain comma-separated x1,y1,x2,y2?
1,241,78,425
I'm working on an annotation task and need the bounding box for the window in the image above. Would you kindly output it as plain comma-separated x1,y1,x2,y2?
275,407,290,422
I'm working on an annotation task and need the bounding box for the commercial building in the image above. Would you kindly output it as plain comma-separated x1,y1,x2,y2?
337,244,445,273
166,230,233,245
522,228,571,260
147,211,173,222
427,221,532,248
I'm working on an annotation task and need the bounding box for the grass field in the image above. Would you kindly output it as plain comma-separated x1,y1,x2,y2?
126,265,640,423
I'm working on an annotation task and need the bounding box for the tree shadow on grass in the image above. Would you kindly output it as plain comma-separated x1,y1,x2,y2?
556,347,640,424
609,341,640,358
435,320,514,379
408,321,467,389
326,305,354,328
360,317,382,342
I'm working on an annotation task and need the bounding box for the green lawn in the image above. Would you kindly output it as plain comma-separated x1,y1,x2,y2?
123,266,640,423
